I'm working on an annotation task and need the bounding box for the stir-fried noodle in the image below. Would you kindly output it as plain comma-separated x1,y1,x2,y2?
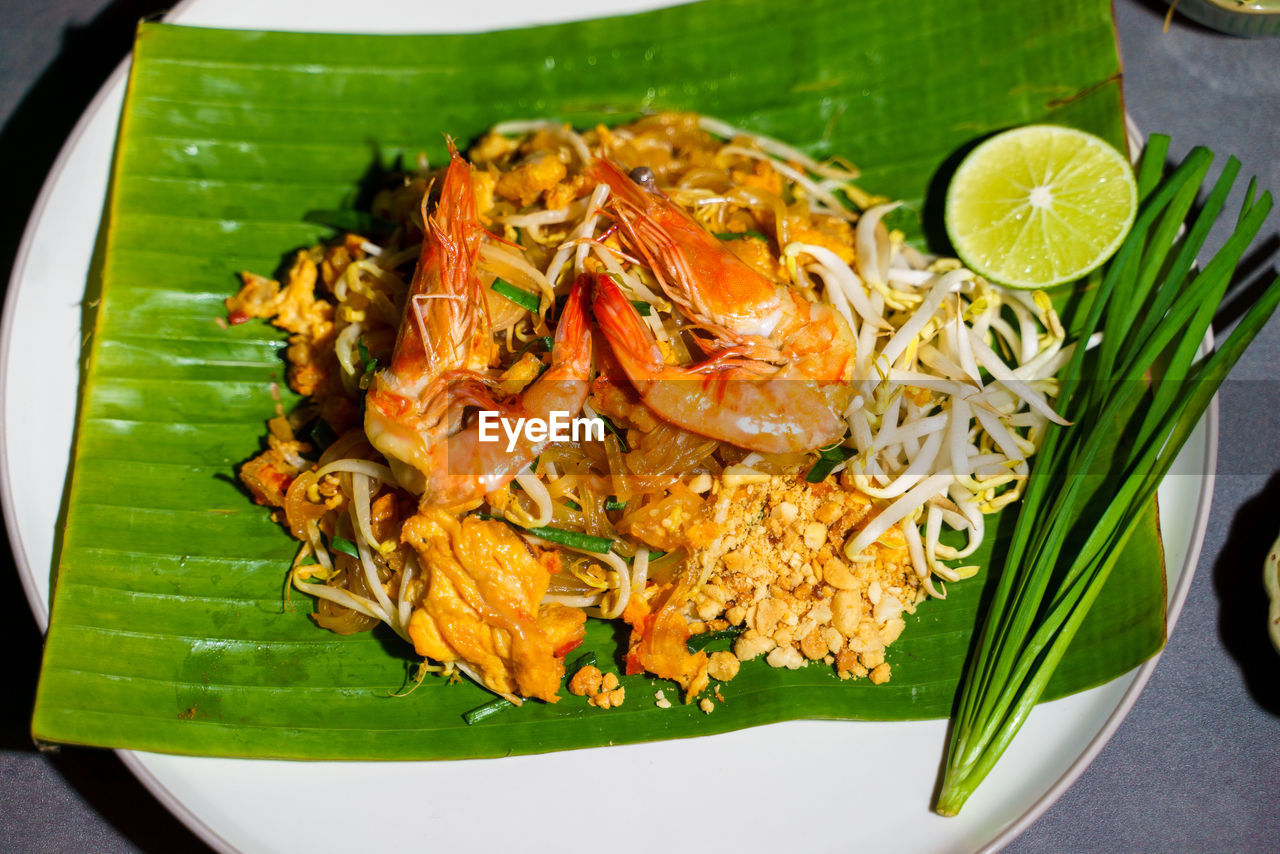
231,113,1065,705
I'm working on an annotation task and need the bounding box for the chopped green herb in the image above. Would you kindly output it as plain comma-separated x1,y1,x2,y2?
517,336,555,358
329,536,360,559
462,697,513,726
491,278,539,312
357,340,377,375
687,627,743,652
630,300,653,316
476,514,615,555
595,414,628,452
714,229,769,242
805,442,854,483
523,525,614,554
568,651,598,675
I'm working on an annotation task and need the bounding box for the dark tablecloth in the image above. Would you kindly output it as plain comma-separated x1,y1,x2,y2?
2,1,1277,851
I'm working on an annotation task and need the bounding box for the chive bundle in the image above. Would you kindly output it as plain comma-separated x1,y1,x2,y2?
936,138,1280,815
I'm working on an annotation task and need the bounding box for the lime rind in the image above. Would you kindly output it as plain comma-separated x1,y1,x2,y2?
944,125,1138,290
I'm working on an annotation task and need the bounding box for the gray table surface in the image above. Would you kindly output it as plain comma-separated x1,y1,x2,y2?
2,1,1278,851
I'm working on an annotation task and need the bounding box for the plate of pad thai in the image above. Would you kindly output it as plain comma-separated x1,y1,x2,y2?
6,1,1223,852
228,113,1075,709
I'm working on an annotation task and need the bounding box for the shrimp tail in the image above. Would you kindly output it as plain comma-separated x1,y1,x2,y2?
516,275,593,413
589,272,665,390
553,275,593,367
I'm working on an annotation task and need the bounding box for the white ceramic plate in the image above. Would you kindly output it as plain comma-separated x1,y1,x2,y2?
2,2,1216,852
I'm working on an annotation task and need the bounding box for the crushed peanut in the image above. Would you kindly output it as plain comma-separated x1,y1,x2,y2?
707,651,740,682
567,665,626,709
690,476,923,685
699,698,715,714
568,664,603,697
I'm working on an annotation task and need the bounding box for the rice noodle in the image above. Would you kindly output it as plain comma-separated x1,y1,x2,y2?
350,472,381,549
479,242,556,310
631,547,650,593
719,144,858,220
697,115,861,183
513,472,554,527
316,459,395,482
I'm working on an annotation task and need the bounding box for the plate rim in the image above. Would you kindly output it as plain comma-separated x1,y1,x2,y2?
0,3,1216,852
1,60,130,631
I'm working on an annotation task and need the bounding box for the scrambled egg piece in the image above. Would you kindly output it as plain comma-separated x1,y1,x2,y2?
226,251,360,432
729,159,783,196
469,130,520,165
226,252,337,397
403,509,586,703
785,213,857,264
620,576,709,702
239,416,309,507
496,152,568,208
724,234,786,283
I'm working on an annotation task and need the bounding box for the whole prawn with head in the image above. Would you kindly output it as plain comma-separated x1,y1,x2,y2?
365,146,592,509
590,159,856,455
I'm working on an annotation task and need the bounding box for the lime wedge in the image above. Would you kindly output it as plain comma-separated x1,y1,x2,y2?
944,125,1137,289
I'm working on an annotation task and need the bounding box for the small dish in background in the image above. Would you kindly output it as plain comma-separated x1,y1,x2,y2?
1173,0,1280,37
1267,530,1280,652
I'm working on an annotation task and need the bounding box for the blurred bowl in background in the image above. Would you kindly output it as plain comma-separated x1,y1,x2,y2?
1266,529,1280,653
1174,0,1280,37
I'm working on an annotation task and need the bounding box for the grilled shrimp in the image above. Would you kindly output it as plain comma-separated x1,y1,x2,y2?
588,158,856,454
592,274,845,454
365,145,592,507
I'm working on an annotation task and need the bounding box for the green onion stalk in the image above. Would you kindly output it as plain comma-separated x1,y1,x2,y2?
936,137,1280,815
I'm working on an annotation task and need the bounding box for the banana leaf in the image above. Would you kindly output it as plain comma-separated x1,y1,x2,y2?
32,0,1167,760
